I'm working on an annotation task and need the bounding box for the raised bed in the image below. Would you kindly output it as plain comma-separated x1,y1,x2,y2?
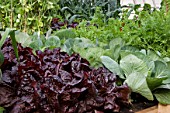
136,104,170,113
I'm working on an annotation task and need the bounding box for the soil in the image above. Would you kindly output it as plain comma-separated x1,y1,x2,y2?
119,100,157,113
119,93,158,113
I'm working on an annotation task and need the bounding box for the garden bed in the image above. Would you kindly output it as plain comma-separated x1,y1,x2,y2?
1,1,170,113
1,28,170,113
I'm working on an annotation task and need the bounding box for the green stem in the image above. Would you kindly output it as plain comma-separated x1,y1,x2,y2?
10,0,13,28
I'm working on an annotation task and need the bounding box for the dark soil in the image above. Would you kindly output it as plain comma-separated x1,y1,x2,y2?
119,100,157,113
119,93,158,113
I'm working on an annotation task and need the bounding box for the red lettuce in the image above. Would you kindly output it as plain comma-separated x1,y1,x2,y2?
0,38,130,113
51,18,78,30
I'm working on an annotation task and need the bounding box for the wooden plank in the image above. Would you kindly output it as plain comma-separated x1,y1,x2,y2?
135,106,158,113
158,104,170,113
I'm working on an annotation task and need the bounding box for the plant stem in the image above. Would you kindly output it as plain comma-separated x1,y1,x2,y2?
24,0,28,32
10,0,13,28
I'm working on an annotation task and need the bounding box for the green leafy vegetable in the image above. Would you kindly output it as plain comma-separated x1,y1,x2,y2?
109,38,125,61
154,89,170,105
147,77,167,91
125,72,154,100
29,38,43,51
45,36,61,49
54,29,76,39
120,54,148,77
163,62,170,84
153,61,167,78
101,56,124,79
155,84,170,90
15,31,32,47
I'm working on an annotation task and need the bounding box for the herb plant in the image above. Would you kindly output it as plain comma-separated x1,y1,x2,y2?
74,4,170,57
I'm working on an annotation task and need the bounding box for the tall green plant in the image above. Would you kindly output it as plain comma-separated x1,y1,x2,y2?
0,0,60,34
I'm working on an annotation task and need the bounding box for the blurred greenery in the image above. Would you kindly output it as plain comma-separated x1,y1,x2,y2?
0,0,60,34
